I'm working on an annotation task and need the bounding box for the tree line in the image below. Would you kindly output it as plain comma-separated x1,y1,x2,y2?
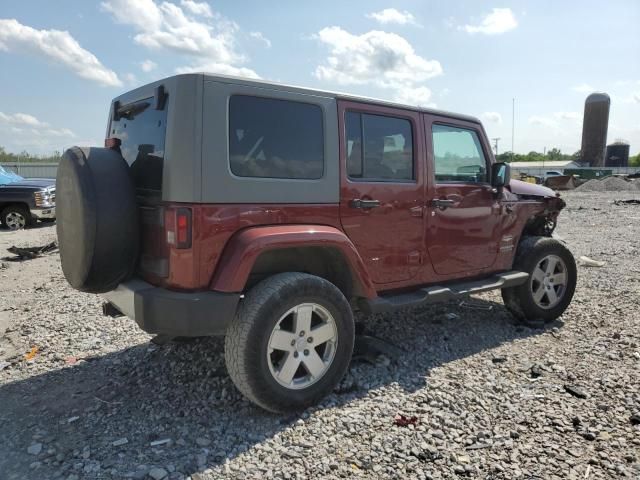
495,148,579,163
496,148,640,166
0,146,62,164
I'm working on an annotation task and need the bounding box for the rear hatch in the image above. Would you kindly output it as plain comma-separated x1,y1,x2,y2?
107,93,171,284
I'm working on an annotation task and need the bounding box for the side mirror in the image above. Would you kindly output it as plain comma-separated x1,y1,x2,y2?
491,162,511,190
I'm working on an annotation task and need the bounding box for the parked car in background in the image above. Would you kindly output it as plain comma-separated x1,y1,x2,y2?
0,165,56,230
55,74,576,412
542,170,563,181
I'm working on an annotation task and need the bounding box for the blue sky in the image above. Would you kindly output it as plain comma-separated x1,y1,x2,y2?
0,0,638,155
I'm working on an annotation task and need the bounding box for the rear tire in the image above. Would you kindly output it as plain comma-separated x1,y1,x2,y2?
1,205,32,230
225,272,354,413
502,236,577,323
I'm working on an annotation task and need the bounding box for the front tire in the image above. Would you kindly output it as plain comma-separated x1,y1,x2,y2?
1,205,31,230
502,236,577,323
225,272,354,413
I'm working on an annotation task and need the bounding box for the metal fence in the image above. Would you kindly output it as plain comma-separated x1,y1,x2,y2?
510,166,640,178
1,163,58,179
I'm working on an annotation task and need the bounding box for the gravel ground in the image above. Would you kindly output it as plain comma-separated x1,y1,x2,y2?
1,191,639,480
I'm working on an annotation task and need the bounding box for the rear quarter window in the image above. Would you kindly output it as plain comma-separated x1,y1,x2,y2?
228,95,324,180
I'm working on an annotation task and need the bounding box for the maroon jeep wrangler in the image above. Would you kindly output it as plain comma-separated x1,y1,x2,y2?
56,74,576,412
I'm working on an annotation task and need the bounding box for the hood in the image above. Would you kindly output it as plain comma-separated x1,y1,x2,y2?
0,178,55,189
508,179,557,198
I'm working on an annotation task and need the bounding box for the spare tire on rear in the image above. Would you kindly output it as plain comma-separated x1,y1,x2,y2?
56,147,139,293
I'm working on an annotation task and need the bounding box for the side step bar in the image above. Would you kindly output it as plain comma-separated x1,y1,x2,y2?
360,271,529,314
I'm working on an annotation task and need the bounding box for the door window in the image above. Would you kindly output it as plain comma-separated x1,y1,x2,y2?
346,112,414,181
431,124,488,183
229,95,324,179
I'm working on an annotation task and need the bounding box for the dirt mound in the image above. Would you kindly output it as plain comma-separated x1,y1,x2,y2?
575,176,640,192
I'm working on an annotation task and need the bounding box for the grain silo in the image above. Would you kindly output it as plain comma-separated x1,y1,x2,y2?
605,142,630,167
580,93,610,167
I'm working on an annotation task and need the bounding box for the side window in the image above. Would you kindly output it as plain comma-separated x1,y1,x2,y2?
229,95,324,179
346,112,414,181
432,124,488,183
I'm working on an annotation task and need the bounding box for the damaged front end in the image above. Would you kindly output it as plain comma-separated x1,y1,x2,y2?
507,179,566,236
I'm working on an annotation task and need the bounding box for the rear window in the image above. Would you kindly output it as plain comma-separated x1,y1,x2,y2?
109,98,167,193
228,95,324,179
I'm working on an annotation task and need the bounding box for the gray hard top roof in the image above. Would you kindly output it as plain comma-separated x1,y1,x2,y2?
117,73,481,124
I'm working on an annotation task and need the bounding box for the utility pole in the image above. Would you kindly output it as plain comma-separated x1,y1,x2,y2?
511,98,515,162
492,137,501,156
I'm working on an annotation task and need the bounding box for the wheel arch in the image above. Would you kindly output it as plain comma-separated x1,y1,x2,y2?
0,201,30,212
0,202,32,226
209,225,377,300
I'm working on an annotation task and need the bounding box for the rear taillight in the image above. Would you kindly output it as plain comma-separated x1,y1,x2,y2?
175,208,192,249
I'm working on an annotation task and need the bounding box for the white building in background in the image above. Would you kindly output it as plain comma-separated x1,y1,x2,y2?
509,160,580,170
508,160,580,177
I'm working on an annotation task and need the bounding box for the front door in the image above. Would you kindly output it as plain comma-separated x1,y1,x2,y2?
339,101,425,285
424,116,502,277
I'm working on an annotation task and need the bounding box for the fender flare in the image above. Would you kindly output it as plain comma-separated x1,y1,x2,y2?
209,225,377,298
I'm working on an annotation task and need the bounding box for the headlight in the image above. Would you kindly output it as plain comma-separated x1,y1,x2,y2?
34,189,54,207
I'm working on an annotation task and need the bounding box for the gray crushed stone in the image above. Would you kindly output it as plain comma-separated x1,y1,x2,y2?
1,191,639,479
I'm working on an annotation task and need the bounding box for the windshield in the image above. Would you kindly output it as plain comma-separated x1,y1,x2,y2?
0,165,23,185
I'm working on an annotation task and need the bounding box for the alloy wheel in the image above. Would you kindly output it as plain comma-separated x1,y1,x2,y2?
5,211,26,230
267,303,338,390
531,254,567,309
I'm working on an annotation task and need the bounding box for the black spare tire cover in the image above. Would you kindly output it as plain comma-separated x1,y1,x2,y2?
56,147,139,293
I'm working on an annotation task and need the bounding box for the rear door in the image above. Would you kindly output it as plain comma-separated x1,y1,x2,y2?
338,101,425,285
423,115,502,277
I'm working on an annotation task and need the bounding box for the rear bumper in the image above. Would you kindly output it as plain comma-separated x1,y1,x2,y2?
30,206,56,219
102,279,240,336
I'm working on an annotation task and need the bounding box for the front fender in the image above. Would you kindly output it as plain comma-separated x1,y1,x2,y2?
209,225,377,298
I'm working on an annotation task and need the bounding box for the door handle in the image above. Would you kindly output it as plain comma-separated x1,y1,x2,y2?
350,199,381,209
431,199,455,210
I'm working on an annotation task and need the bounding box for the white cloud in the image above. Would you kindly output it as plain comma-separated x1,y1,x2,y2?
42,128,75,137
0,18,122,87
175,62,260,79
554,111,581,121
0,112,47,128
393,86,434,107
572,83,596,94
366,8,418,26
633,92,640,103
180,0,213,18
482,112,502,124
249,31,271,48
462,8,518,35
314,27,442,88
101,0,257,78
123,72,139,86
0,110,75,153
140,59,157,72
100,0,163,31
314,26,441,107
528,116,557,128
